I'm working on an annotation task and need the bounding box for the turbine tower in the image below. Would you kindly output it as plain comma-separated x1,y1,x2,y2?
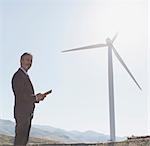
62,34,142,142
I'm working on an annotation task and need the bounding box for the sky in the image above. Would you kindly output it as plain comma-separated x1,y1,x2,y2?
0,0,149,137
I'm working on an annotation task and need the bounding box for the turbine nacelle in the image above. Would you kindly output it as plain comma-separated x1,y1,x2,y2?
106,37,112,45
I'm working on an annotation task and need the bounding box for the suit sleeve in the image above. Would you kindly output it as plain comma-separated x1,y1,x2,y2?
12,74,37,104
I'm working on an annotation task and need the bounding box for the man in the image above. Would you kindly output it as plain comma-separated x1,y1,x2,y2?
12,52,50,146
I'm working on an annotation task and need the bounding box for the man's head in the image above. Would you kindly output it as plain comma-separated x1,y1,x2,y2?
20,52,33,71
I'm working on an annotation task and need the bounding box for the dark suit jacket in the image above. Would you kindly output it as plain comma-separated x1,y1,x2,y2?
12,68,37,118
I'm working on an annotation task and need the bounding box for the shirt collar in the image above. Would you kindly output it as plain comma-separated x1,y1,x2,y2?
20,67,28,76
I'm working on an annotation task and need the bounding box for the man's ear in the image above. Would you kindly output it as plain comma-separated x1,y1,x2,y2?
20,60,22,66
20,58,23,66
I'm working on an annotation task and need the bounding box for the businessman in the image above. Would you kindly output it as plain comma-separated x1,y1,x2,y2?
12,52,51,146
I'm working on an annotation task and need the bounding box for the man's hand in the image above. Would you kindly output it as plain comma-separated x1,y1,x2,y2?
35,90,52,102
35,93,46,102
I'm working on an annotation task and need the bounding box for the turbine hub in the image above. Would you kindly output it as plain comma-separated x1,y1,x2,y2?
106,37,112,45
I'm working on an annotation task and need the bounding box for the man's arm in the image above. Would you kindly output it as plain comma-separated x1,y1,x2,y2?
12,74,37,103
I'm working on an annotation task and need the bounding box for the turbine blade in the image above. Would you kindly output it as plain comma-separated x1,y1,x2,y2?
112,46,142,90
62,44,107,53
112,33,118,43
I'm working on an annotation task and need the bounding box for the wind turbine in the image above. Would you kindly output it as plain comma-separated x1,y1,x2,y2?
62,34,142,142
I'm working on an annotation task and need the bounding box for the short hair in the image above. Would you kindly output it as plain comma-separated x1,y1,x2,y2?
20,52,32,60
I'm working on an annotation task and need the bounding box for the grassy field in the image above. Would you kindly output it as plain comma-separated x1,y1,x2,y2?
0,134,58,145
0,134,150,146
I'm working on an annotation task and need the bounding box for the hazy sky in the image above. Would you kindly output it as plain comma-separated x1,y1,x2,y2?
0,0,148,137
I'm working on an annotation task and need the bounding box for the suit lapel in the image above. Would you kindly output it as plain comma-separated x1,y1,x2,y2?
19,68,35,94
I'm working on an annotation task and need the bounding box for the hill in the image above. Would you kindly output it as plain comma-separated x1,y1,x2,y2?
0,119,124,144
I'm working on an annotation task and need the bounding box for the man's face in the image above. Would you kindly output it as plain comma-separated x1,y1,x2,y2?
20,55,32,71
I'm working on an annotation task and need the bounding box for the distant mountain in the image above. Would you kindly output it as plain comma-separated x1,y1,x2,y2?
32,125,110,142
0,119,124,143
0,119,15,136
